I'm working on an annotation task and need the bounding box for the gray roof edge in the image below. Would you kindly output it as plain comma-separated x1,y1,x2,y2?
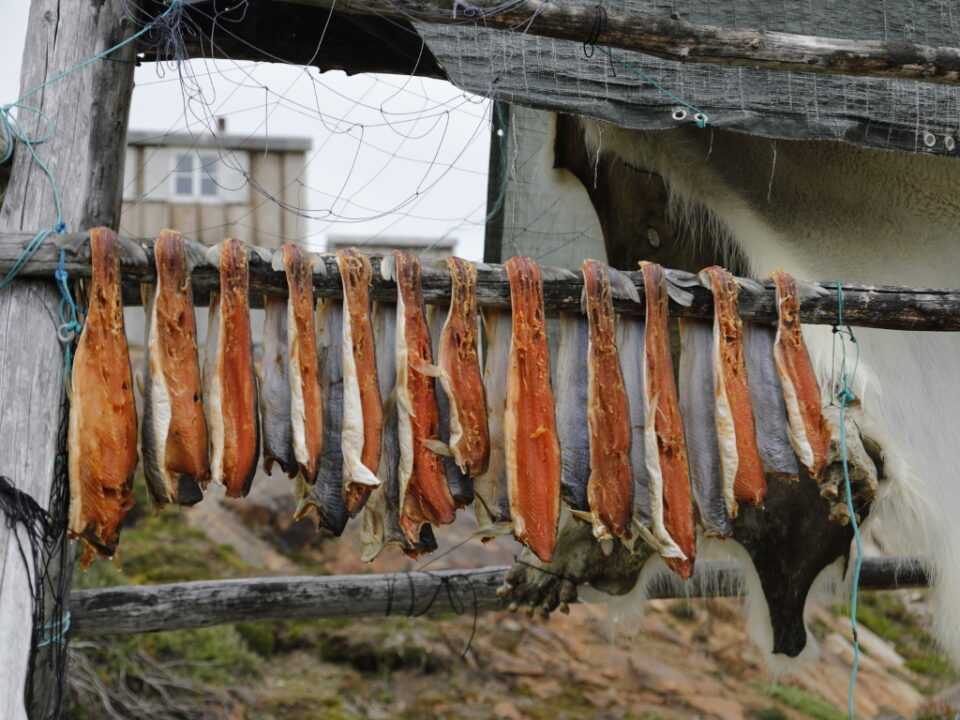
126,130,312,152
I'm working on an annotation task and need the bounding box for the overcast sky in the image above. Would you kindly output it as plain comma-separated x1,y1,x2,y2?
0,4,491,260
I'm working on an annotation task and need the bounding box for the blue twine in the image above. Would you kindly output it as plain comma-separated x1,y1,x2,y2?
35,610,71,648
831,281,863,720
597,47,709,127
0,1,179,291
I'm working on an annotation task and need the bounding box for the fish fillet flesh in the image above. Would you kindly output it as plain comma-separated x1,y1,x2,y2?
700,266,766,509
360,301,438,560
742,322,800,479
504,256,562,563
282,244,323,484
259,294,297,478
68,227,138,565
436,257,490,478
337,248,382,515
678,318,732,538
771,271,831,479
426,304,475,507
473,308,513,533
556,312,590,514
383,251,455,543
616,310,654,547
203,239,260,498
140,229,208,508
582,260,633,543
640,261,696,579
295,298,349,535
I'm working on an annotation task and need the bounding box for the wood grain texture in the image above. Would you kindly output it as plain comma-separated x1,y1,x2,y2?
290,0,960,86
3,231,960,331
0,0,136,716
67,557,928,637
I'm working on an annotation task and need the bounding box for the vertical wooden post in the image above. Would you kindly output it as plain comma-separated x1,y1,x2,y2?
0,0,137,717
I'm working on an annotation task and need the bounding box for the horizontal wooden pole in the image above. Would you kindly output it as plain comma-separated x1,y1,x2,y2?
2,231,959,330
283,0,960,86
69,557,928,637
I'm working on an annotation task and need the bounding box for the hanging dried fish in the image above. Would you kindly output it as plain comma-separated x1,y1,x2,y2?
69,227,138,565
337,248,382,514
678,318,733,538
382,251,455,543
640,261,695,579
504,256,562,563
295,298,349,535
771,270,831,479
259,294,297,478
427,304,474,507
556,311,590,514
742,322,800,480
473,308,513,534
699,266,767,510
140,229,208,508
581,260,633,543
360,301,438,560
203,238,260,499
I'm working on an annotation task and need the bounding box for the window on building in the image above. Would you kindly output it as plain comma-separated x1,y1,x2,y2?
172,152,220,200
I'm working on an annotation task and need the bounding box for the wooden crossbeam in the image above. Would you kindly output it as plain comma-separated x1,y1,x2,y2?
283,0,960,87
69,557,928,637
1,231,959,331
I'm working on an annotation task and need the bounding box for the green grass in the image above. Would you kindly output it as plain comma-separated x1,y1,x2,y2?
765,685,846,720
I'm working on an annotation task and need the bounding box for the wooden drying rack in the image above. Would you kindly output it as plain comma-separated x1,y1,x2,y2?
2,230,959,331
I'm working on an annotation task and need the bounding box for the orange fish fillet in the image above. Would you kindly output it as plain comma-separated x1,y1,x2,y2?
337,248,382,514
582,260,633,543
204,239,260,498
640,261,695,579
504,256,561,563
437,257,490,477
68,227,137,566
701,266,767,510
388,250,456,542
141,229,209,507
282,244,323,484
771,271,831,479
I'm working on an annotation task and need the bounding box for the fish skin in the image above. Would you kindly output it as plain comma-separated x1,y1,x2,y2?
437,257,489,478
360,302,438,560
742,322,800,480
391,250,456,543
140,229,208,508
295,298,349,536
259,294,298,478
582,260,633,543
337,248,383,515
68,227,138,565
473,308,513,533
283,244,323,484
204,238,260,499
701,266,767,509
771,271,831,479
679,318,733,538
427,303,475,508
615,313,652,538
556,313,590,513
640,261,696,579
504,256,562,563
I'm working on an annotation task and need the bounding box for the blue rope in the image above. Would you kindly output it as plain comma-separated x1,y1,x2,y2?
35,610,71,648
831,281,863,720
597,47,709,127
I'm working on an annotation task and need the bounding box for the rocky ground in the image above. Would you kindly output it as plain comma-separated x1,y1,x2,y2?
66,473,960,720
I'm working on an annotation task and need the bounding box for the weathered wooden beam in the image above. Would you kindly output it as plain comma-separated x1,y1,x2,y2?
284,0,960,87
2,231,960,331
68,557,928,637
0,0,137,717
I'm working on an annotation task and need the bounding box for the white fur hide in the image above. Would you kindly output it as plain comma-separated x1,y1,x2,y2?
579,120,960,667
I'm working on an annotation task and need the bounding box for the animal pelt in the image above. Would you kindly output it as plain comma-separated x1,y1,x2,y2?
578,120,960,666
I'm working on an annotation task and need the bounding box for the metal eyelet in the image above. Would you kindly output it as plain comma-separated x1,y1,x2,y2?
672,107,688,121
945,136,956,151
923,132,937,148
